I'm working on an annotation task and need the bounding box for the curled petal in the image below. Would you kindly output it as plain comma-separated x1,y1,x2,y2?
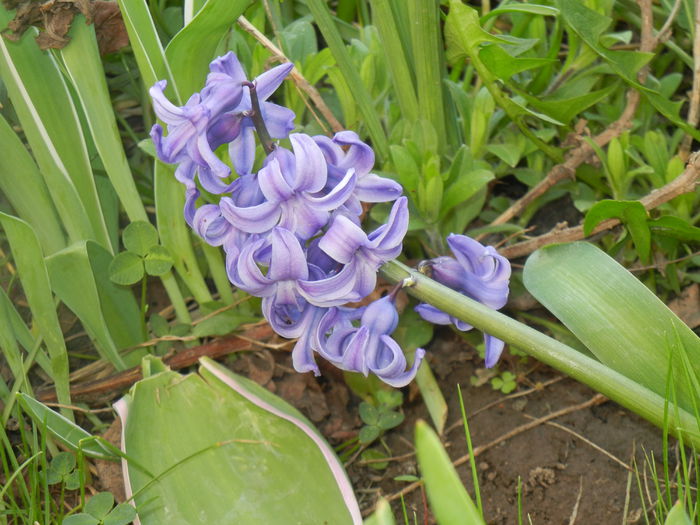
232,238,275,296
268,228,309,281
291,134,328,193
354,173,403,203
260,102,296,139
370,339,425,388
229,125,256,175
414,304,473,331
359,296,398,336
331,130,375,176
192,204,232,246
304,169,356,211
299,261,361,307
149,80,185,124
183,186,199,227
367,196,408,250
279,202,328,241
220,197,280,234
258,158,294,202
340,327,370,375
318,215,367,264
483,334,505,368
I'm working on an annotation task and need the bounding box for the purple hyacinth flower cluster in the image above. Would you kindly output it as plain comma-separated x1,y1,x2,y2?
150,52,424,387
415,234,511,368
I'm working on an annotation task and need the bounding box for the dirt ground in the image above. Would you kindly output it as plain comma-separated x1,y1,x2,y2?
222,326,669,525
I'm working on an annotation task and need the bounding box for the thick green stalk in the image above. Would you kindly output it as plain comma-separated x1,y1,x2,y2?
380,260,700,447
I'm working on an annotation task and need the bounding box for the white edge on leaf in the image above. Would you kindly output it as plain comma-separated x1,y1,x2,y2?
113,397,141,525
199,359,363,525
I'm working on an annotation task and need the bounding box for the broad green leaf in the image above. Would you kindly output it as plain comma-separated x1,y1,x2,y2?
363,498,396,525
17,394,117,460
0,214,71,414
123,221,159,256
191,310,254,338
0,114,65,254
523,242,700,412
306,0,389,159
116,358,361,524
59,17,148,223
359,425,381,444
201,243,235,304
0,13,108,247
445,0,510,63
664,502,693,525
377,411,404,431
47,243,127,369
415,420,485,525
479,45,556,80
108,252,145,286
583,200,650,263
359,403,379,425
165,0,253,98
144,245,174,276
84,492,114,521
515,83,617,124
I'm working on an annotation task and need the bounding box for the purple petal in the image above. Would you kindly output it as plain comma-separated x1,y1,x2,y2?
371,341,425,388
415,303,453,326
229,125,256,175
260,102,296,139
354,173,403,203
268,228,309,281
255,62,294,101
367,196,408,250
279,202,328,240
232,238,275,296
208,52,247,82
258,158,294,203
304,169,356,211
183,186,199,227
340,326,370,375
483,334,505,368
149,80,185,123
192,204,232,246
318,215,367,264
291,134,327,193
220,197,280,234
359,296,398,336
332,130,375,176
299,262,361,307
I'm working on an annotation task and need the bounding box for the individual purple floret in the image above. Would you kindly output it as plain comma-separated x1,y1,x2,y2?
314,295,426,388
415,234,511,368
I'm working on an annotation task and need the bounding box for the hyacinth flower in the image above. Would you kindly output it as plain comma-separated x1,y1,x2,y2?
314,294,426,388
204,52,295,175
314,131,403,216
299,196,409,306
415,234,511,368
219,134,357,240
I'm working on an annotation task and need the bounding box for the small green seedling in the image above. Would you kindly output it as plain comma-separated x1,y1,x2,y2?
358,389,405,444
491,371,517,394
108,221,173,285
62,492,136,525
46,452,80,490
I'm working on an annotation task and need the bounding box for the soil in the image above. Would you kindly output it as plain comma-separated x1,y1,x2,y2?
217,327,668,525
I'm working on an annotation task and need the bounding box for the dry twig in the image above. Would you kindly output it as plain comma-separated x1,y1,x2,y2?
680,0,700,160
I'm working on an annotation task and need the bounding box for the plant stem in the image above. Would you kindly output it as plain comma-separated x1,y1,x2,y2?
380,259,700,447
243,81,275,155
140,275,148,341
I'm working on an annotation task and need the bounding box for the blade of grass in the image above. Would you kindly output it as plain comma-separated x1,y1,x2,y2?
369,0,419,121
457,385,483,516
407,0,447,150
305,0,389,159
0,115,65,254
0,214,72,420
58,16,149,223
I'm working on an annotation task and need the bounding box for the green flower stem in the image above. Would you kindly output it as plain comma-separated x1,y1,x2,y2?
140,275,148,341
380,260,700,447
159,271,191,324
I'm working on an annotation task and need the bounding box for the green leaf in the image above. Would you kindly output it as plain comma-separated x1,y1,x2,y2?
191,309,253,338
481,4,559,22
377,411,404,431
165,0,253,99
85,492,114,520
0,114,65,254
123,221,159,256
363,498,396,525
62,513,100,525
583,200,650,263
108,252,145,287
306,0,389,158
516,83,617,125
361,448,389,470
414,420,485,525
441,169,494,220
359,402,379,425
648,216,700,241
103,503,138,525
117,358,361,524
664,502,693,525
144,245,174,276
60,17,148,224
0,214,72,414
479,45,556,80
359,425,381,444
17,394,117,460
49,452,76,478
523,242,700,413
445,0,510,62
0,12,109,248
